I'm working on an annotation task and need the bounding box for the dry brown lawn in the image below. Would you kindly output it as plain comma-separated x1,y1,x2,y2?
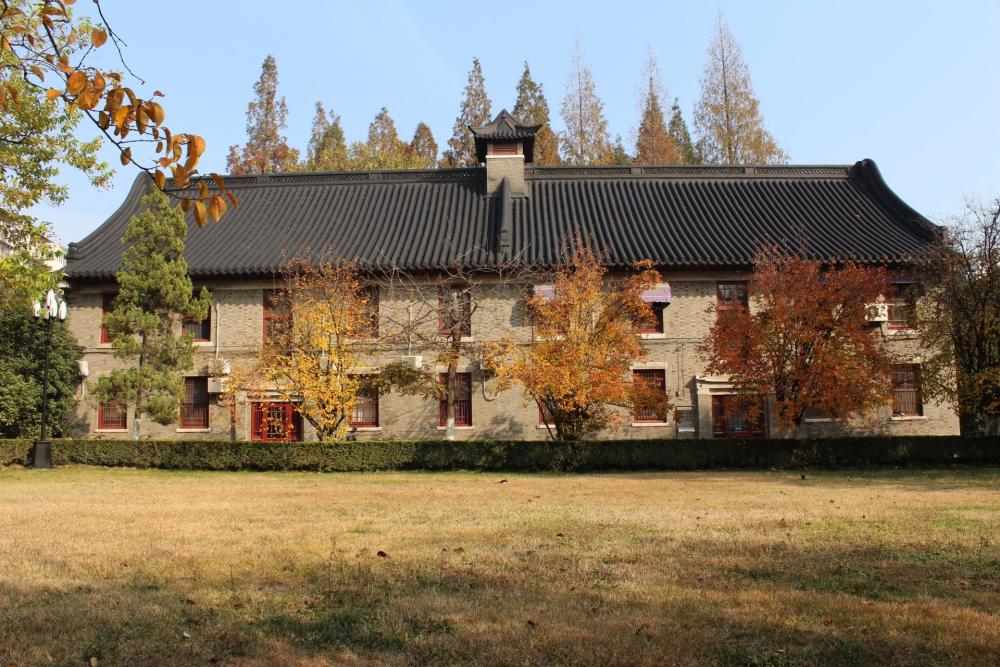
0,466,998,666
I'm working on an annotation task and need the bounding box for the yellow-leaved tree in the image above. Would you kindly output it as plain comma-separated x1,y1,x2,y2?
483,246,672,441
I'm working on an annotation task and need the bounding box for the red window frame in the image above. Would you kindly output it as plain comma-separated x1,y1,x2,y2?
97,399,127,430
717,282,748,313
711,395,765,438
183,297,212,342
633,369,667,422
100,292,116,343
637,302,666,334
438,372,472,427
887,282,921,330
537,400,555,427
349,377,379,427
438,285,472,338
262,289,291,342
891,364,924,417
492,142,518,155
250,402,303,442
180,377,210,429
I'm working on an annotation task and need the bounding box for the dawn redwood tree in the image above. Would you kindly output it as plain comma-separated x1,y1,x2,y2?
347,107,427,170
483,246,671,441
634,53,681,165
559,42,612,165
699,248,895,432
441,58,491,167
95,189,211,438
694,16,787,165
227,55,300,175
304,101,348,171
512,62,559,165
667,98,699,164
408,122,438,168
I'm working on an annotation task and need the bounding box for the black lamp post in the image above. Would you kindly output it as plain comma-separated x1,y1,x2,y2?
31,289,66,469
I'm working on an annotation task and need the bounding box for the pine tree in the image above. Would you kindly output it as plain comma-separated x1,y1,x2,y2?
95,190,211,438
559,42,612,165
305,102,347,171
226,55,300,174
409,122,439,168
694,17,787,165
668,99,699,164
512,62,560,166
609,135,631,165
634,53,681,165
441,58,492,167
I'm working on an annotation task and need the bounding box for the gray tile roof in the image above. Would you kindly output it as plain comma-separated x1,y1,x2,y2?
64,159,939,281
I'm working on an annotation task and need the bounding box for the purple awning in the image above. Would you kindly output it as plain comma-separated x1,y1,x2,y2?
641,284,672,304
533,284,556,300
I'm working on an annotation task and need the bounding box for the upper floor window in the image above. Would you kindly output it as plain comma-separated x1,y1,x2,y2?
183,292,212,342
438,285,472,338
180,377,210,429
359,285,379,338
439,372,472,427
263,289,291,342
887,281,922,330
637,302,667,334
717,282,748,314
100,292,116,343
891,364,923,417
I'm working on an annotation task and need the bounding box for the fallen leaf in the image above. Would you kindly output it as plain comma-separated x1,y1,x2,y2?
377,550,390,559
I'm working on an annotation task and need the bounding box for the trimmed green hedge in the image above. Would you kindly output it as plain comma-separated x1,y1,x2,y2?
1,436,997,472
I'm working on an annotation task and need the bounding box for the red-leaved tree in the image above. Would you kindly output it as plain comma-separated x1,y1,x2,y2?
699,248,896,432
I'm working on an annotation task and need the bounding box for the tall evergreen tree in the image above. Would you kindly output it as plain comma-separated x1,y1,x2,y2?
693,17,787,165
226,55,300,174
512,62,560,165
305,102,347,171
409,122,439,168
441,58,492,167
347,107,424,170
559,42,612,165
668,98,699,164
634,53,681,165
609,135,631,165
95,190,211,438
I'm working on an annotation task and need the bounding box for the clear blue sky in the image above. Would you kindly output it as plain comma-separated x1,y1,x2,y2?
34,0,1000,246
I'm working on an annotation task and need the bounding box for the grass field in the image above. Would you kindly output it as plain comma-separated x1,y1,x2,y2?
0,467,997,666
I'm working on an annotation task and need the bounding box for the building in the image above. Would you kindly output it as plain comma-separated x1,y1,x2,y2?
63,112,958,440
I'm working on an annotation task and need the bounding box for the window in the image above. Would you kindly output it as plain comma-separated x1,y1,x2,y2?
438,372,472,427
183,294,212,342
637,302,666,334
250,402,302,441
350,377,379,427
359,285,379,338
492,142,518,155
717,282,748,313
711,395,765,438
803,405,837,420
180,377,210,429
675,407,696,434
262,289,291,342
891,364,923,417
97,399,127,430
538,400,555,427
887,281,921,329
633,369,667,422
438,285,472,338
100,292,116,343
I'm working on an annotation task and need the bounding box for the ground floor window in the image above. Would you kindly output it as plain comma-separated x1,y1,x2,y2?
711,395,765,437
97,399,127,430
891,364,923,416
350,379,379,427
251,402,303,441
633,369,667,422
180,377,210,429
674,406,696,434
439,373,472,427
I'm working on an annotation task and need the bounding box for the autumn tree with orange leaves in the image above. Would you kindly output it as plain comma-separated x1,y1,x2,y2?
483,247,672,441
699,248,896,432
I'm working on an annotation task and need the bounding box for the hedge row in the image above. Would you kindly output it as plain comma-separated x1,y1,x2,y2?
1,436,997,472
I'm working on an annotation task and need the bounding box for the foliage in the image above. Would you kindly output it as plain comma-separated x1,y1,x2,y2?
693,16,787,165
667,98,699,164
226,259,375,441
94,190,209,436
512,61,559,165
227,55,300,175
0,0,232,222
483,246,670,441
633,53,681,165
346,107,430,171
699,248,895,431
408,122,438,168
304,101,347,171
441,57,491,167
0,304,82,437
559,42,612,165
916,198,1000,434
3,435,997,471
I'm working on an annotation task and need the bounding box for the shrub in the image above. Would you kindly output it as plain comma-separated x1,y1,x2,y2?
0,436,995,472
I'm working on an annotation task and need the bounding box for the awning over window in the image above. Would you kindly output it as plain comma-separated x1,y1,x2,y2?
533,284,556,300
641,284,672,304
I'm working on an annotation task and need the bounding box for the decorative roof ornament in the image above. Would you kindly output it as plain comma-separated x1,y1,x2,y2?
470,109,542,163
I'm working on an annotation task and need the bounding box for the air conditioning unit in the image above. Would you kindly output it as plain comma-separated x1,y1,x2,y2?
865,303,888,322
401,355,422,369
207,376,229,394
